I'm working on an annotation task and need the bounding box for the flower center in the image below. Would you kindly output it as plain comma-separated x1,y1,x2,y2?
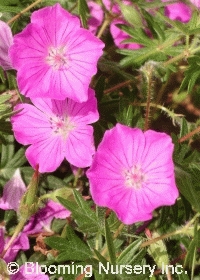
50,115,75,139
124,165,146,189
46,46,67,70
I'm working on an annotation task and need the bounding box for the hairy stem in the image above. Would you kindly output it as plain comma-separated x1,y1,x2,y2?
179,126,200,143
141,213,200,248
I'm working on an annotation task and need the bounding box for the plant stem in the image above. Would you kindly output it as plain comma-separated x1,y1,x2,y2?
141,213,200,248
7,0,42,25
132,102,184,122
178,126,200,143
103,80,133,94
97,15,111,39
144,72,153,131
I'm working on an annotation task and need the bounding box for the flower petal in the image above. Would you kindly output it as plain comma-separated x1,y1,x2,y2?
0,169,26,212
65,126,95,167
0,20,13,70
26,135,65,173
11,103,51,145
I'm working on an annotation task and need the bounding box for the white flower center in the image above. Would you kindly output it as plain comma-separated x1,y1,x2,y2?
46,46,67,70
50,115,75,139
124,165,146,189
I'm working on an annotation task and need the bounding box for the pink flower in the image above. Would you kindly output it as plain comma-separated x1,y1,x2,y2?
11,263,49,280
86,124,178,225
163,1,191,22
11,88,99,173
110,19,142,50
190,0,200,8
0,169,26,212
88,1,104,34
23,200,71,234
0,20,13,70
9,3,104,102
0,228,29,263
102,0,142,49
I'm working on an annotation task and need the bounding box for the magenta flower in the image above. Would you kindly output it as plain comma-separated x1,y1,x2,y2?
11,263,49,280
0,228,29,263
110,19,142,50
163,1,191,22
11,88,99,173
0,169,26,212
190,0,200,8
24,200,71,234
86,124,178,225
0,20,13,70
88,1,104,34
9,3,104,102
102,0,142,49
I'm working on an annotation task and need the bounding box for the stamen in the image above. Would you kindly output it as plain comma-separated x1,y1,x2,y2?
49,115,75,139
46,46,67,70
124,165,146,189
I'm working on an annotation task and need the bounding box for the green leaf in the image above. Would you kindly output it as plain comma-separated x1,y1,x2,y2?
156,11,190,35
147,232,169,269
105,219,116,265
78,0,89,28
45,225,92,262
93,248,108,266
0,5,22,13
179,56,200,93
117,24,155,47
57,190,99,234
119,46,167,67
175,165,200,212
0,0,19,5
6,147,26,168
142,9,165,41
0,135,14,168
186,227,200,279
179,118,189,138
177,271,190,280
117,239,143,265
0,94,11,104
0,135,26,180
117,98,134,127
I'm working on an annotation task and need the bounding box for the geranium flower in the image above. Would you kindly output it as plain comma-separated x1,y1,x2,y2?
88,1,104,34
102,0,142,49
190,0,200,8
11,88,99,173
11,263,49,280
9,3,104,102
163,1,191,22
110,19,142,50
0,20,13,70
0,169,26,212
0,228,29,263
86,124,179,225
